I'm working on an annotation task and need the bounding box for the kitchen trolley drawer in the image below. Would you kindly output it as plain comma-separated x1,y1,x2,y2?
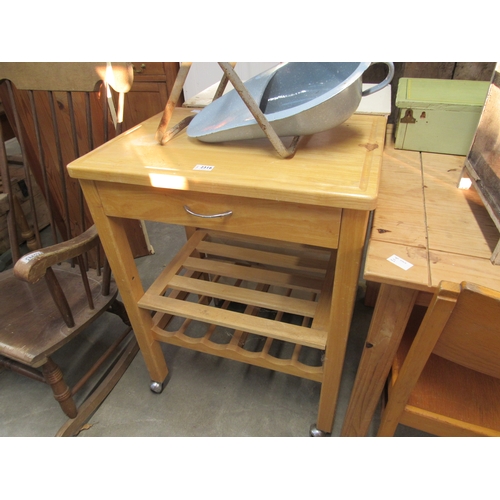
96,182,342,249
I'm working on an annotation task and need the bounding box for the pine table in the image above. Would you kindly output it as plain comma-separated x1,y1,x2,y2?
341,138,500,436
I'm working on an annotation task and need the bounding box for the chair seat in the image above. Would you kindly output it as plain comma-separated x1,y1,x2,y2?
0,263,118,368
391,306,500,434
400,354,500,433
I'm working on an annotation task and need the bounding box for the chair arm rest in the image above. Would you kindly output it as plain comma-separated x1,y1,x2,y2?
13,225,99,283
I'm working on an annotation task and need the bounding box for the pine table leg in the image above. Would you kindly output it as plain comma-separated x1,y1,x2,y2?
340,284,418,436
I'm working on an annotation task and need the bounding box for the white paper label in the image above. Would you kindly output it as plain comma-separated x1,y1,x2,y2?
387,254,413,271
194,164,214,171
21,251,43,263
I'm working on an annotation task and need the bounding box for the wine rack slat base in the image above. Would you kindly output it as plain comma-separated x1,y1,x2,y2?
138,230,337,383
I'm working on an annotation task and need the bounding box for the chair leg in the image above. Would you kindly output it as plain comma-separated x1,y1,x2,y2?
56,332,139,437
41,358,78,418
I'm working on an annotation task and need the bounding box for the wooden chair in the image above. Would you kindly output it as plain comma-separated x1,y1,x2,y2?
0,63,139,436
378,280,500,437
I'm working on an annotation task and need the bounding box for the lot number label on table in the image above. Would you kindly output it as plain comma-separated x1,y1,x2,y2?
387,254,413,271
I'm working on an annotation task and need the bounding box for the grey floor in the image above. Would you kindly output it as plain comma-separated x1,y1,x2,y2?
0,140,430,438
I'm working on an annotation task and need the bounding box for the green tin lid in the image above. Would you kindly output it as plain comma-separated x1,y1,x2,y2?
396,78,489,110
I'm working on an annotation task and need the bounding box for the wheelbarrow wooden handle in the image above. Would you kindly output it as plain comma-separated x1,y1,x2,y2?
155,62,192,145
218,62,299,159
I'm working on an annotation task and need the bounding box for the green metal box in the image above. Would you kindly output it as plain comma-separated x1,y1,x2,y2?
395,78,489,155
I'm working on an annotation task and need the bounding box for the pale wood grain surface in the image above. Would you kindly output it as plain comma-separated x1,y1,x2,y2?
365,141,500,291
68,108,387,211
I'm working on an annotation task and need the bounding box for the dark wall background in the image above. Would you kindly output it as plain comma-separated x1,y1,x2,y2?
362,62,496,123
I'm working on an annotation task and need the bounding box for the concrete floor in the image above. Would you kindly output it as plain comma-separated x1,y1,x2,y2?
0,218,433,437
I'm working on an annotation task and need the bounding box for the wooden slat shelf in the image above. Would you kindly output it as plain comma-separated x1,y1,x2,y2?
138,229,335,382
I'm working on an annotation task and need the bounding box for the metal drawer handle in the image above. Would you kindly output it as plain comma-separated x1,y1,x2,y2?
183,205,233,219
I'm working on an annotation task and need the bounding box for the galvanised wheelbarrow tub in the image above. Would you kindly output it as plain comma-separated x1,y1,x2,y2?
187,62,395,143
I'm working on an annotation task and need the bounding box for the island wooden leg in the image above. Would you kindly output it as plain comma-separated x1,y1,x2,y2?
79,180,169,385
315,209,369,435
340,283,418,436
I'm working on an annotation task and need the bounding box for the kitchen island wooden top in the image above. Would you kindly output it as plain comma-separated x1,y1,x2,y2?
68,108,387,211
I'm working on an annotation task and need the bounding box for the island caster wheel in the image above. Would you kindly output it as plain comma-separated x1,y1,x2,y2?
309,424,328,437
150,381,163,394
